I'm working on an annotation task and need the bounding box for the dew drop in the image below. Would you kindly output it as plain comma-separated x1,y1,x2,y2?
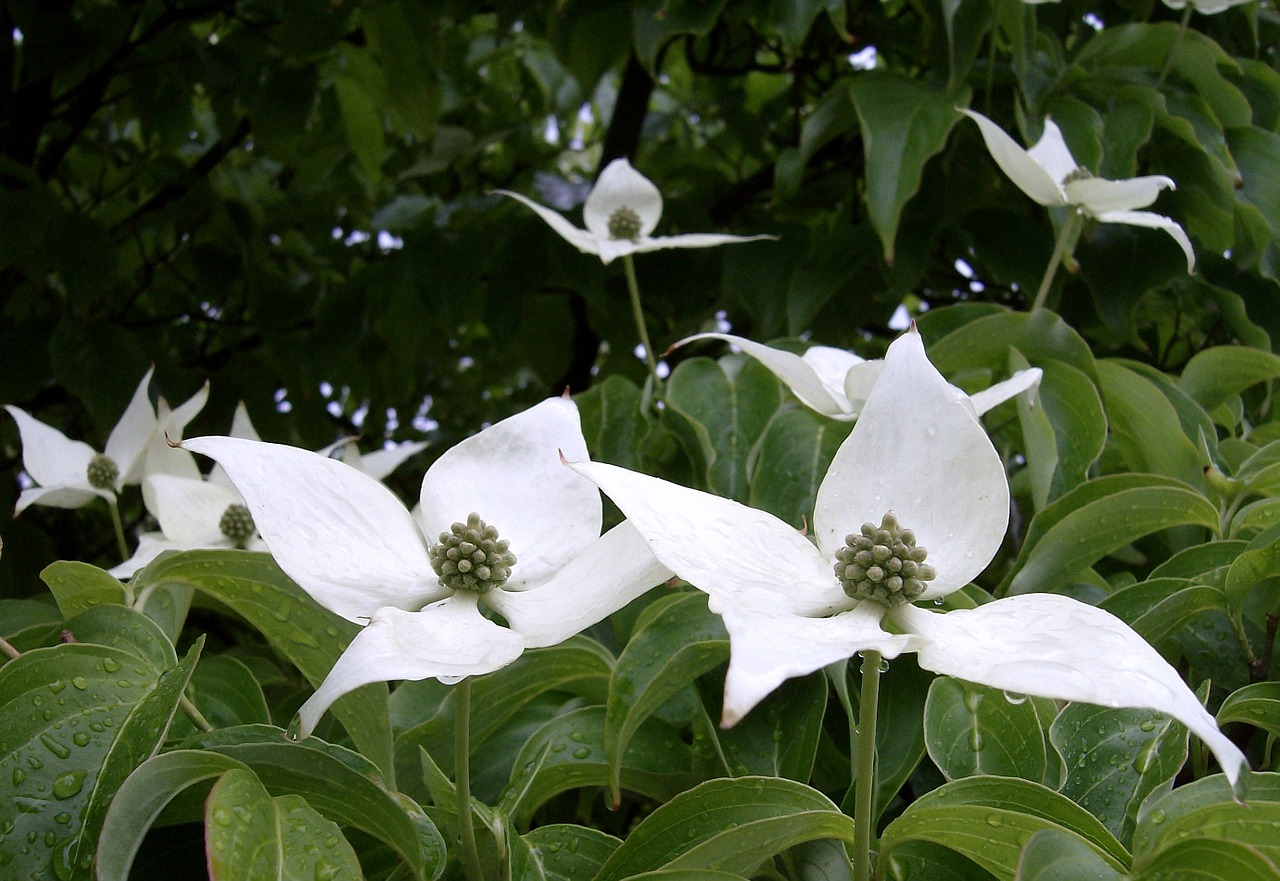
1139,719,1156,732
71,732,90,748
285,716,303,742
984,813,1002,827
48,681,66,694
102,658,120,673
571,747,591,759
52,771,85,800
1003,691,1027,705
212,808,231,826
40,734,70,760
12,767,26,786
568,731,587,743
70,677,87,690
969,731,985,752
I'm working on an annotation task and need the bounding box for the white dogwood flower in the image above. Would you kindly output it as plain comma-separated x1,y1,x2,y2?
5,369,207,513
185,397,670,737
676,333,1042,420
569,328,1246,786
496,158,772,265
962,109,1195,272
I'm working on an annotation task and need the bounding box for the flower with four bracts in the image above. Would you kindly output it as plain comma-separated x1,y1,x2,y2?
567,326,1248,787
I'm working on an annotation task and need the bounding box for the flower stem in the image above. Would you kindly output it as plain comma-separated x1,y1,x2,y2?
853,650,883,881
1030,212,1081,313
622,254,662,393
456,678,485,881
1155,7,1193,90
0,635,20,661
180,693,214,732
108,498,129,562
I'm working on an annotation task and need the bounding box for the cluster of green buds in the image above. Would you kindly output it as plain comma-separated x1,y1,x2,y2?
86,453,119,491
219,503,256,548
607,206,643,242
429,512,516,594
834,512,936,607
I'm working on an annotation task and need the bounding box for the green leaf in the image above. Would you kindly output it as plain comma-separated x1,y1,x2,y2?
605,592,728,803
631,0,730,73
1217,682,1280,739
576,374,646,469
849,74,969,262
1131,773,1280,863
503,705,699,828
524,825,621,881
664,356,785,500
96,749,250,881
748,407,852,528
1050,703,1190,845
332,65,385,190
879,778,1129,881
1099,580,1228,651
182,725,443,880
923,307,1096,378
205,766,362,881
1178,345,1280,414
39,561,126,618
188,654,272,728
1223,522,1280,620
593,777,857,881
711,670,826,782
1095,360,1205,489
942,0,993,87
1004,475,1219,596
128,549,394,784
1022,358,1106,507
924,678,1057,786
1015,828,1126,881
0,607,200,881
1132,838,1280,881
775,81,859,197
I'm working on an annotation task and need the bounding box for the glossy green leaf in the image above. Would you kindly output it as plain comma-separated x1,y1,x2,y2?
664,356,784,500
631,0,730,73
924,678,1057,787
96,749,251,881
576,374,646,469
1131,838,1280,880
39,561,125,618
605,591,727,803
1024,359,1106,506
1131,773,1280,861
748,407,852,528
711,670,826,782
524,824,621,881
593,777,857,881
503,705,698,827
1005,475,1219,595
1178,346,1280,413
923,308,1096,378
850,74,969,261
1051,703,1189,844
1095,360,1205,489
1015,828,1125,881
181,724,443,880
1217,682,1280,739
1223,522,1280,619
0,607,199,881
187,654,272,728
128,549,393,783
205,767,362,881
1098,580,1229,651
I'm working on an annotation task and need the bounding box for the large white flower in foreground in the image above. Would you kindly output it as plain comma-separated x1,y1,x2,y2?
677,333,1042,420
185,397,672,737
961,109,1195,272
496,158,772,265
569,329,1247,786
5,369,208,513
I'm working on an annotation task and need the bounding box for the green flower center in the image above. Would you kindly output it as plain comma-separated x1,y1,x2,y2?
86,454,119,491
1062,167,1093,185
429,512,516,594
833,512,936,608
607,206,643,241
219,504,256,548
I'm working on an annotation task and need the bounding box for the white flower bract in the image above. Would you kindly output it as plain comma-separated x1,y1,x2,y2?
568,328,1247,787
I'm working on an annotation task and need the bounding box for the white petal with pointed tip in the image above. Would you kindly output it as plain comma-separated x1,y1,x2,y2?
1095,209,1196,273
1066,174,1174,214
719,602,921,726
5,406,102,508
144,474,242,544
814,330,1009,598
893,595,1247,786
967,367,1044,418
105,367,157,484
356,441,428,481
677,333,851,416
568,460,847,616
962,110,1065,207
485,520,672,648
495,190,602,256
1025,119,1080,188
294,593,525,738
184,436,444,621
15,485,103,513
584,158,663,241
419,397,599,587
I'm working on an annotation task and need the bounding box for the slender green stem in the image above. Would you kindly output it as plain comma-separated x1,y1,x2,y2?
180,693,214,732
456,679,485,881
1155,7,1193,90
1030,212,1081,313
0,635,20,661
622,254,662,392
108,498,129,562
853,651,883,881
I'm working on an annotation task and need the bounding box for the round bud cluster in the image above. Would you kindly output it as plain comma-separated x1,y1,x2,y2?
219,504,256,547
429,513,516,594
1062,167,1094,184
86,454,120,491
833,511,936,607
607,206,643,242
